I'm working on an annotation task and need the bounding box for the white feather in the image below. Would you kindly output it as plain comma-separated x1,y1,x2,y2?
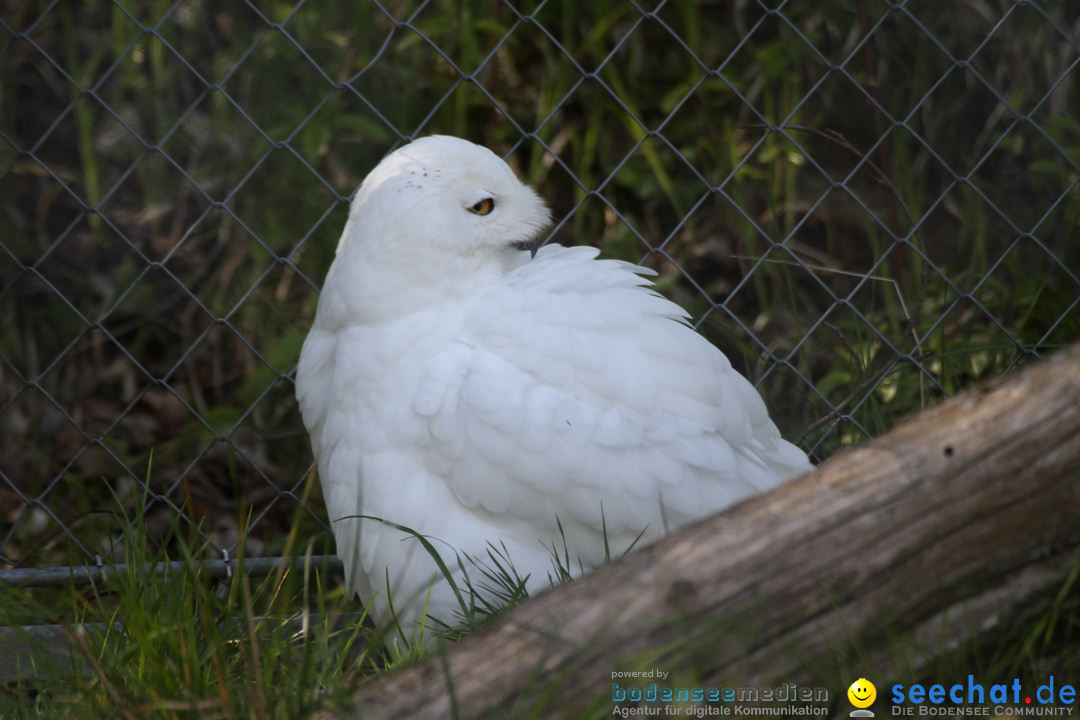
295,135,812,632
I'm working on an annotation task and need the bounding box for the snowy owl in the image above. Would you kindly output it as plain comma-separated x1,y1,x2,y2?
296,135,811,633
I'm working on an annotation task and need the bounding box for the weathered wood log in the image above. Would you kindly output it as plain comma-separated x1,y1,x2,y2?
320,344,1080,719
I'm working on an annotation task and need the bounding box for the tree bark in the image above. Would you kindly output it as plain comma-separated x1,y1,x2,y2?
321,344,1080,719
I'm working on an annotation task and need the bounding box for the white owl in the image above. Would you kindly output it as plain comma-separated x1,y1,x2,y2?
295,135,810,633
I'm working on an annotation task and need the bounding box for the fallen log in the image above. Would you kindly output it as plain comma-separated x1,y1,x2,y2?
321,344,1080,719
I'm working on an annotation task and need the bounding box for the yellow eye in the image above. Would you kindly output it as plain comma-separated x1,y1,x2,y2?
468,197,495,215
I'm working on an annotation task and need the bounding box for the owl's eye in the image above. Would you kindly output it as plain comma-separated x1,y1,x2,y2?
468,198,495,215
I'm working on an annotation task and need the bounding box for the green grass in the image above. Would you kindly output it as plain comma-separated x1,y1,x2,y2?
0,486,384,719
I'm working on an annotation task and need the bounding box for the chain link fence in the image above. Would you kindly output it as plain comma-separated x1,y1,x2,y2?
2,0,1079,580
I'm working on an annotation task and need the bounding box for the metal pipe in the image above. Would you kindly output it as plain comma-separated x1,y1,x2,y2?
0,555,343,588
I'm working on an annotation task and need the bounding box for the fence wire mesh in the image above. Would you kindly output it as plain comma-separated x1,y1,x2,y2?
2,0,1079,576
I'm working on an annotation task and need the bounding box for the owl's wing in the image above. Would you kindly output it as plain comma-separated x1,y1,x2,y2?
412,244,810,562
295,325,367,585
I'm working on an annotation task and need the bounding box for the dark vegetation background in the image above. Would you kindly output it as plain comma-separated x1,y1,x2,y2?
2,0,1079,571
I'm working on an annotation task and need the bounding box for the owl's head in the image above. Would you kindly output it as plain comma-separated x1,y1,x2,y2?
340,135,552,258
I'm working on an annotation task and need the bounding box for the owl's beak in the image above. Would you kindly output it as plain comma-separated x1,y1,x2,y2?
509,237,542,252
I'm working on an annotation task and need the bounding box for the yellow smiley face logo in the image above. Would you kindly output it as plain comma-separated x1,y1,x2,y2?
848,678,876,708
